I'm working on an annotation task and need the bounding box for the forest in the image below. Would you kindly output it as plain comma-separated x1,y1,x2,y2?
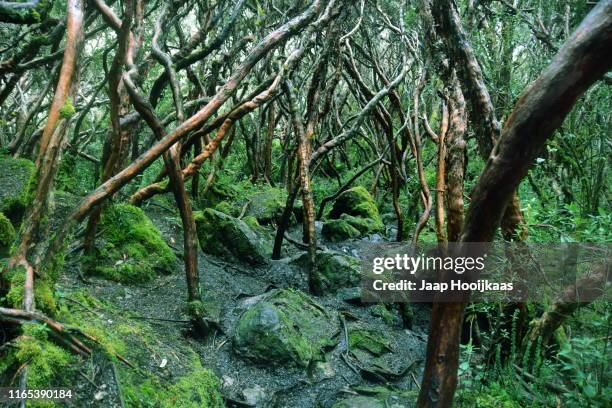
0,0,610,407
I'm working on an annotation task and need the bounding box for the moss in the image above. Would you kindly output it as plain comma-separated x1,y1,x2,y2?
5,265,57,314
371,303,395,325
122,356,224,408
293,250,361,295
58,98,76,119
85,204,177,284
349,328,393,356
329,186,382,222
234,289,338,367
0,323,77,406
332,385,417,408
244,187,287,224
321,218,361,242
0,156,36,225
0,212,15,257
201,182,237,208
213,200,236,216
341,213,384,234
195,209,271,265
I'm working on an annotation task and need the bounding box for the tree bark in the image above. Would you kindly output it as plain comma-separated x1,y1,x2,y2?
417,1,612,406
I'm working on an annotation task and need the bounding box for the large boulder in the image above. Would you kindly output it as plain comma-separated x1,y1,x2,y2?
0,212,16,257
194,208,271,265
233,289,338,367
329,186,382,221
292,250,362,295
85,204,177,283
323,187,384,241
0,156,36,225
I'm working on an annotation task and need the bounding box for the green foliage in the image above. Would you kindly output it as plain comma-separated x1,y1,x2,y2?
85,204,176,283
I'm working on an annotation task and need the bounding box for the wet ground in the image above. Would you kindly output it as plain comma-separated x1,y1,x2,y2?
56,203,430,407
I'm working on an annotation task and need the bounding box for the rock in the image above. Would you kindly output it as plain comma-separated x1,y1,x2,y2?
0,212,15,257
332,386,417,408
321,219,361,242
292,250,362,295
336,287,363,304
201,182,238,207
347,324,415,379
244,188,286,225
84,204,177,283
323,187,384,242
233,289,338,367
242,385,266,406
0,156,36,225
329,186,382,222
195,209,271,265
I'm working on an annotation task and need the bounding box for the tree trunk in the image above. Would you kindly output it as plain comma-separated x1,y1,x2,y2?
417,2,612,406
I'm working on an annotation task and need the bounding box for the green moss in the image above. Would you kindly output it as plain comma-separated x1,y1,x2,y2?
321,218,361,242
329,186,382,222
293,250,361,295
122,356,223,408
0,323,77,405
371,303,395,325
234,289,338,367
5,265,57,314
195,209,271,265
213,200,236,216
332,385,417,408
340,213,384,234
0,156,36,225
244,187,287,224
58,98,76,119
85,204,177,283
349,328,393,356
0,212,15,257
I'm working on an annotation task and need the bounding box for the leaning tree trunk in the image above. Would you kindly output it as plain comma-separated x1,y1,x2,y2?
416,2,612,406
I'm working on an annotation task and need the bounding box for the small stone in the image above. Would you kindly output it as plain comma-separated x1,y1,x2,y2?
242,385,266,406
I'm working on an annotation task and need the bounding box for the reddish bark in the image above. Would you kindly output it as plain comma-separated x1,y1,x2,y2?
417,1,612,406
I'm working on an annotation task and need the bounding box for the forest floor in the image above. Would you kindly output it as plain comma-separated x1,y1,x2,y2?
52,201,430,408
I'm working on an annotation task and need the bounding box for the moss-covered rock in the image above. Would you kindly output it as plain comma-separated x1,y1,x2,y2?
201,182,238,208
195,208,271,265
85,204,177,283
244,187,287,225
292,250,362,295
349,328,393,356
0,155,36,225
332,385,417,408
321,218,361,242
329,186,381,221
214,200,237,216
233,289,338,367
324,187,384,241
0,212,15,257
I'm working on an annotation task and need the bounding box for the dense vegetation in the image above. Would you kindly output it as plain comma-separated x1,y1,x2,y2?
0,0,610,407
